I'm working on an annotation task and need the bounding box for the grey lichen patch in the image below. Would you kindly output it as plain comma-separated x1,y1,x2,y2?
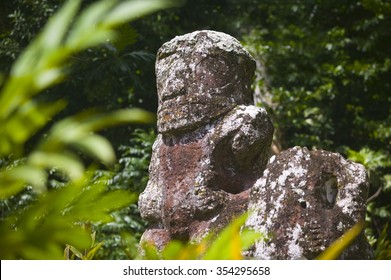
287,224,304,259
244,146,373,259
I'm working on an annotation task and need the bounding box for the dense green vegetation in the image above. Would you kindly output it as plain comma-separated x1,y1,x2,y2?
0,0,172,259
1,0,390,259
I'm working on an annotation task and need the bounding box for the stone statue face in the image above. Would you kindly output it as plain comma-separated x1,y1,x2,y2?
156,30,256,134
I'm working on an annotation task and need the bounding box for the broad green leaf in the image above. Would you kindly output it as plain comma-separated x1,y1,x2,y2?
35,68,65,90
73,134,116,165
28,151,84,180
93,190,137,211
65,0,114,48
5,100,66,146
161,240,206,260
162,241,185,259
140,242,161,260
103,0,178,29
0,180,27,200
51,228,91,251
41,108,154,153
304,107,320,118
22,243,64,260
0,77,33,121
0,134,12,156
67,30,116,51
0,165,46,199
202,213,262,260
0,0,170,261
11,0,80,77
240,227,265,251
38,0,81,51
77,108,156,133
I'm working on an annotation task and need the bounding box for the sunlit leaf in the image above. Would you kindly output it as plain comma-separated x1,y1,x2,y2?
79,108,156,132
65,245,84,259
374,224,391,260
66,0,114,48
0,165,46,198
28,151,84,180
202,213,263,260
73,134,116,165
316,221,365,260
85,241,104,260
5,100,66,147
103,0,178,28
38,0,81,51
35,68,65,89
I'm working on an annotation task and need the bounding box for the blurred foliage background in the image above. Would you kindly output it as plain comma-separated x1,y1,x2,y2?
0,0,390,259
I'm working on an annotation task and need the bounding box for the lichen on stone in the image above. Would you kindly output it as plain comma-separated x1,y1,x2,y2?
244,146,373,259
138,30,372,260
138,30,273,250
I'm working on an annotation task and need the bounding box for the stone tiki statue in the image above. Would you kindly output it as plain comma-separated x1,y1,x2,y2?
138,30,274,249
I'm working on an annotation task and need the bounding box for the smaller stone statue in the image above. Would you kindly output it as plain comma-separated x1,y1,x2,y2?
244,146,373,259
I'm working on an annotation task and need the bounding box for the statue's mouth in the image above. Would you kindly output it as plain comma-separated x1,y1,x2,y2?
158,96,236,118
160,88,187,102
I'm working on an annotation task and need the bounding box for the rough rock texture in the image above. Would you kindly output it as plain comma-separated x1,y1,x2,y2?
155,30,256,134
137,30,372,259
138,30,274,249
244,146,373,259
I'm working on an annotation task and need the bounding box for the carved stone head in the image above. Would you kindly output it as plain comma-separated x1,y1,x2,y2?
156,30,256,134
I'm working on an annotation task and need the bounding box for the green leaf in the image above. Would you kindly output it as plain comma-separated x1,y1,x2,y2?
12,0,81,77
98,190,137,210
80,108,156,132
0,0,169,260
161,240,205,260
103,0,178,29
202,213,262,260
316,221,365,260
85,241,104,260
112,24,139,51
35,67,65,90
66,0,114,48
42,108,154,152
5,100,66,147
73,134,116,165
39,0,81,51
374,224,391,260
0,165,46,199
303,107,320,118
28,151,84,180
65,244,84,259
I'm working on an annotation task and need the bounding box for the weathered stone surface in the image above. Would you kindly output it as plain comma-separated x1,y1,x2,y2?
138,30,372,259
244,146,373,259
138,30,274,249
155,30,256,134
